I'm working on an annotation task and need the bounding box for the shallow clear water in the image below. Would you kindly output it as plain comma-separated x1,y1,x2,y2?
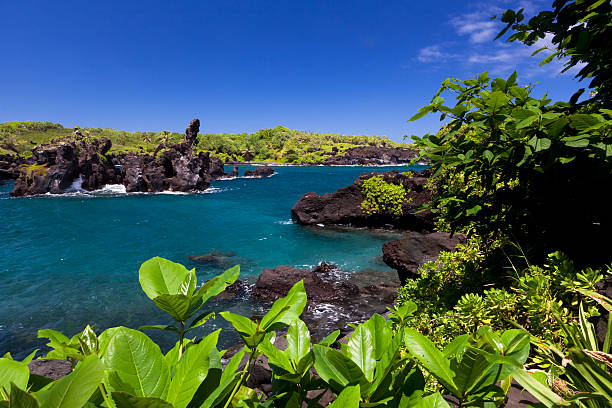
0,165,422,357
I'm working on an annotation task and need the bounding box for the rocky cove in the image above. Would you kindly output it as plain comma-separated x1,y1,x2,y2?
1,122,461,372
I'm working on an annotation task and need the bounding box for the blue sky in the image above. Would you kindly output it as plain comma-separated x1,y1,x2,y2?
0,0,586,141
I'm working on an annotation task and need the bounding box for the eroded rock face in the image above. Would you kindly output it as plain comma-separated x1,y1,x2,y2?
291,169,433,230
244,166,274,178
185,118,200,146
209,156,226,180
0,154,25,180
324,146,419,166
11,119,219,196
382,231,466,282
11,137,120,196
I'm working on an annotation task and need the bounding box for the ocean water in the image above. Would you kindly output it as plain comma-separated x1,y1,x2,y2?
0,165,423,358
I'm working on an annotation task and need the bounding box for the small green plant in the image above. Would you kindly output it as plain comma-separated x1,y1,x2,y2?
360,175,410,215
138,257,238,359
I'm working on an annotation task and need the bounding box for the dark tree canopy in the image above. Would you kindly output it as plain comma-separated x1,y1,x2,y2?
497,0,612,106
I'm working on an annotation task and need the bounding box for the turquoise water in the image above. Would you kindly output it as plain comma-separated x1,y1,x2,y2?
0,165,421,357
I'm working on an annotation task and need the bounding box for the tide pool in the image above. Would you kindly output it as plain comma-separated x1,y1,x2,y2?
0,165,423,357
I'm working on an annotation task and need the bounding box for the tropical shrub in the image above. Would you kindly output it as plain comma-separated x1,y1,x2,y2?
409,70,612,265
360,175,410,216
396,247,607,350
0,257,578,407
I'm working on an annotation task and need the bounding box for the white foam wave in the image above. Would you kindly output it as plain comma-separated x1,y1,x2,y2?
275,219,294,225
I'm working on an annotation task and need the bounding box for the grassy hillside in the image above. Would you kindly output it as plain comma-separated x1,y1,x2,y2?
0,121,412,163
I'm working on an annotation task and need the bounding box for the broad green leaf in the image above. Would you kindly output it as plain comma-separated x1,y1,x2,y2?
286,319,310,364
345,325,376,382
37,329,70,350
198,349,245,408
187,311,214,331
21,350,39,365
260,280,307,331
411,392,451,408
500,329,530,365
167,330,220,408
219,312,257,338
164,338,194,371
443,334,470,359
409,107,432,121
312,345,367,392
102,327,170,399
98,327,121,356
77,325,98,356
569,114,602,131
197,265,240,306
512,369,568,407
485,91,510,112
36,355,103,408
0,358,29,395
562,136,589,148
328,384,361,407
450,348,495,395
403,329,458,396
111,391,174,407
139,257,195,300
9,383,39,408
152,294,200,322
363,313,391,361
259,339,293,373
318,330,340,347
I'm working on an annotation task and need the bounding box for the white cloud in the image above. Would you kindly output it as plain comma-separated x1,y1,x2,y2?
417,45,457,63
451,12,500,43
414,1,579,80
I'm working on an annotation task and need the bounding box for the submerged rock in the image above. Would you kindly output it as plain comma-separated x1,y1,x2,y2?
244,166,274,178
382,231,466,282
291,169,433,230
188,250,249,269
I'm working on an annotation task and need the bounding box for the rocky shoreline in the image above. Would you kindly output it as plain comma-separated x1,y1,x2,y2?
7,119,278,197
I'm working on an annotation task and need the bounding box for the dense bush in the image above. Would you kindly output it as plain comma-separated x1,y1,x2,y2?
360,175,410,216
396,240,607,349
2,257,595,407
0,121,409,163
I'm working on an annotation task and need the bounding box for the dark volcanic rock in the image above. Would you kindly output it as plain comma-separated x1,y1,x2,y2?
291,170,433,230
0,154,26,180
251,263,400,341
185,118,200,146
382,231,466,282
11,120,220,196
325,145,419,166
28,359,72,380
227,166,239,178
244,166,274,178
11,137,119,197
209,156,226,180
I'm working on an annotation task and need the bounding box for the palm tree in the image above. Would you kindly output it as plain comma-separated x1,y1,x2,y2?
142,132,153,152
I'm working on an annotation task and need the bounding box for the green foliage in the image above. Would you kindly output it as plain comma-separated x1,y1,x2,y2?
497,0,612,105
2,256,588,407
360,175,411,216
138,257,238,358
410,70,612,263
0,121,413,163
396,240,607,350
404,326,530,406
